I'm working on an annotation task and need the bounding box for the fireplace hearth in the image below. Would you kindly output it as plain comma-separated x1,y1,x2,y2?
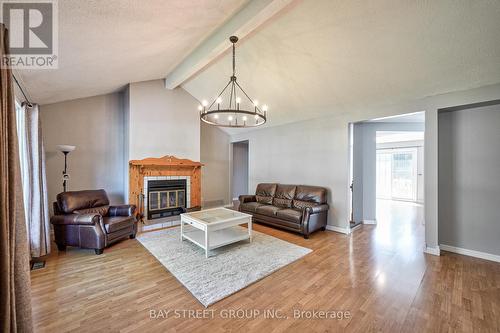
147,179,186,220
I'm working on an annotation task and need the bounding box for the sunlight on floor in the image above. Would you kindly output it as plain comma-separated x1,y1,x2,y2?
374,199,425,257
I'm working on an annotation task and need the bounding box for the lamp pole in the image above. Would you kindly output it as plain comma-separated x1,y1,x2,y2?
56,145,76,192
62,151,69,192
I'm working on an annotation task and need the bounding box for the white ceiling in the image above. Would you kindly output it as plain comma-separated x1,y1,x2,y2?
183,0,500,132
15,0,500,129
16,0,248,105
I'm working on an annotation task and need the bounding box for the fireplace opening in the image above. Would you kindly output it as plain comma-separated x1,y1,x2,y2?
147,179,186,220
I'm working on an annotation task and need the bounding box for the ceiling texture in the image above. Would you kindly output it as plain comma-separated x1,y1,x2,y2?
182,0,500,131
16,0,248,105
16,0,500,132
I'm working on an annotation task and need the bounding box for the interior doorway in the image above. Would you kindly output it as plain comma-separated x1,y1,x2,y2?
349,112,425,235
231,140,249,201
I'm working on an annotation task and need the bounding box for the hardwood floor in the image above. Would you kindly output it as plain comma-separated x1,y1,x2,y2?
30,202,500,332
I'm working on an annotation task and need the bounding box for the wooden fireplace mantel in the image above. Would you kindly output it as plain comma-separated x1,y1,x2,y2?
128,156,204,219
129,155,203,168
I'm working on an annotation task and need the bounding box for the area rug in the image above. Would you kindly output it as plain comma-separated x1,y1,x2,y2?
137,227,311,307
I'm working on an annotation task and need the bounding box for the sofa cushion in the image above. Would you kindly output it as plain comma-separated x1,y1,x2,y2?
276,208,302,223
294,185,327,203
293,185,327,209
292,200,317,210
57,189,110,214
255,183,277,204
74,205,109,216
240,202,264,213
255,205,281,217
103,216,134,233
273,184,296,208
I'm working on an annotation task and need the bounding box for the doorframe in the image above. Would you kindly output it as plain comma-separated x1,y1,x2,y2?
230,140,249,202
347,111,426,233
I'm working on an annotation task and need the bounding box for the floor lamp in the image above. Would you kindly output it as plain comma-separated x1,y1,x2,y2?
56,145,76,192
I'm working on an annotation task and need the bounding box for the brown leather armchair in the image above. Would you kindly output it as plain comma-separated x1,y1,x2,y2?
51,189,136,255
239,183,329,239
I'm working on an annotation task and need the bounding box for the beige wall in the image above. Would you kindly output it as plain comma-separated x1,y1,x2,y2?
40,93,126,206
128,80,200,161
200,122,230,207
231,83,500,247
40,81,207,209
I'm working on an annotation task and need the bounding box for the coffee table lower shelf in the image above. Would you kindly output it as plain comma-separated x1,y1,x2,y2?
182,227,250,257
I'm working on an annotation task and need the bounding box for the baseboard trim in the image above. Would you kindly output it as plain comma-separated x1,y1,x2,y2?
325,225,351,235
424,246,441,256
440,244,500,263
350,223,362,232
363,219,377,225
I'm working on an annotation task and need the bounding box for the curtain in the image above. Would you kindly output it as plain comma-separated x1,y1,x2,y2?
17,103,51,257
0,24,34,332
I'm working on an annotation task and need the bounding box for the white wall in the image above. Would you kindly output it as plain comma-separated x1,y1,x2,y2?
231,117,350,231
200,122,231,207
128,80,200,161
41,93,126,205
231,83,500,247
438,103,500,256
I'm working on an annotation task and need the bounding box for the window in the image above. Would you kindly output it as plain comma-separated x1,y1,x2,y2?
15,101,29,221
376,148,418,201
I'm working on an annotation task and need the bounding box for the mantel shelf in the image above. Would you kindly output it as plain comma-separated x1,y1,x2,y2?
129,155,203,168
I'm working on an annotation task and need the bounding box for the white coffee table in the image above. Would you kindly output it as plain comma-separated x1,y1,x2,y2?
180,207,252,258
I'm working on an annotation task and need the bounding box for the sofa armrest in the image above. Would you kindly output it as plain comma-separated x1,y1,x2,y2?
239,195,256,203
108,205,136,217
51,213,101,226
305,204,329,214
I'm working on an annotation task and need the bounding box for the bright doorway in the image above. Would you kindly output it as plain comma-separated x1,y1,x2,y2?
349,112,425,232
375,131,424,203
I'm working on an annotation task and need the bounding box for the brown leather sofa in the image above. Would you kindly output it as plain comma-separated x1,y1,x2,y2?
239,183,328,238
51,189,137,254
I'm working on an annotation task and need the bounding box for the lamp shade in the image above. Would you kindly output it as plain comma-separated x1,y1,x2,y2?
56,145,76,153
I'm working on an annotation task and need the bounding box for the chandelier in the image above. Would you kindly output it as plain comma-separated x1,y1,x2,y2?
199,36,267,128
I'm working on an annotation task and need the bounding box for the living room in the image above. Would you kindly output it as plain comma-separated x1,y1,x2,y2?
1,1,500,332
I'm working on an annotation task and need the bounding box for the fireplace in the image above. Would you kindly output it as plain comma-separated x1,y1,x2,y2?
129,156,203,226
147,179,186,220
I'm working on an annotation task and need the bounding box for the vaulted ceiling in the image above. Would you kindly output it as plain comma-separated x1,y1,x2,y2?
182,0,500,131
15,0,248,105
16,0,500,132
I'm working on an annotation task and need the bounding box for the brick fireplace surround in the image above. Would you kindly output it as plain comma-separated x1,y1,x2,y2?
129,156,203,227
